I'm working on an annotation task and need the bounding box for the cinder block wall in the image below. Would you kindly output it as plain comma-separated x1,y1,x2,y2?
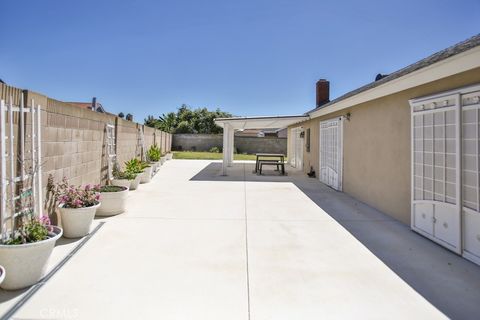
0,84,172,201
173,134,287,154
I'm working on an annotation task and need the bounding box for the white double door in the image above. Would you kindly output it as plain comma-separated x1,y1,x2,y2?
319,118,343,191
410,85,480,265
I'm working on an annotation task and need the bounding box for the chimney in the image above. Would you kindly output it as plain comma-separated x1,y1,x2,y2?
316,79,330,108
91,97,97,111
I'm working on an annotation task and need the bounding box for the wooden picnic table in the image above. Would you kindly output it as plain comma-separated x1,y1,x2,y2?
255,153,286,174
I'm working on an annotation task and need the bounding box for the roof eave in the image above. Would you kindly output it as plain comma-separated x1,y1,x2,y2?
308,44,480,119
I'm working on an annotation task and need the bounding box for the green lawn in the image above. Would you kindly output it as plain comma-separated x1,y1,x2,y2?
173,151,257,161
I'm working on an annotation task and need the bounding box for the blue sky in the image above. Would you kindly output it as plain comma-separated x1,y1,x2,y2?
1,0,479,121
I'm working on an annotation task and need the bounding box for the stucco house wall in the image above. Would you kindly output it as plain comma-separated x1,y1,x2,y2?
289,66,480,225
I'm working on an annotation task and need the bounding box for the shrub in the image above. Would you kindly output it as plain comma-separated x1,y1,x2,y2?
209,146,220,153
147,144,161,162
113,163,136,180
125,158,143,174
140,161,151,169
5,215,53,245
55,178,101,209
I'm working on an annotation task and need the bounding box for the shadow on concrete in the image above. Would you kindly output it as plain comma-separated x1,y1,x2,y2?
190,161,480,320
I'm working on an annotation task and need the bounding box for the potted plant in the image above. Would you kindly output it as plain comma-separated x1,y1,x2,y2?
111,164,135,190
160,152,167,165
140,161,153,184
147,144,161,173
0,265,5,286
96,185,129,216
55,178,101,238
0,215,63,290
124,158,143,190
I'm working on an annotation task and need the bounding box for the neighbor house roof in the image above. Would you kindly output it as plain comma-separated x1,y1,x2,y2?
68,102,106,113
307,33,480,118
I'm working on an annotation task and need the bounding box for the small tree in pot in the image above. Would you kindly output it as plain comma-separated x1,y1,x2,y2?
55,178,101,238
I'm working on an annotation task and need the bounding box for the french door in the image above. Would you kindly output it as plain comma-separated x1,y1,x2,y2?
410,84,480,264
319,118,343,191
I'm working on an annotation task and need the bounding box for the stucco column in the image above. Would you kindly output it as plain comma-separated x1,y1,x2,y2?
228,127,234,167
222,124,230,175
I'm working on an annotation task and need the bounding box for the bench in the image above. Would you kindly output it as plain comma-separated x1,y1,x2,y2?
258,160,285,175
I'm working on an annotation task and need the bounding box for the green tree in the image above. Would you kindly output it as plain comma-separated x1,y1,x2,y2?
144,105,232,134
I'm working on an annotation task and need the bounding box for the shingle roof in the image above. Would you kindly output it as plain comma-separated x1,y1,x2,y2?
306,33,480,115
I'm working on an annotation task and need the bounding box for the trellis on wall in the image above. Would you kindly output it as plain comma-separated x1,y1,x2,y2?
135,126,146,161
104,123,116,181
0,96,43,240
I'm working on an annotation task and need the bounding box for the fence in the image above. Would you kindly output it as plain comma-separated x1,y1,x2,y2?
173,134,287,154
0,83,172,202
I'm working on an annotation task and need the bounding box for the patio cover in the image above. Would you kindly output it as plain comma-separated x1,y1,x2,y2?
214,115,309,175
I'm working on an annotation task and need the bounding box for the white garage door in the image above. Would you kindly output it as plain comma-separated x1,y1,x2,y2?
410,84,480,264
319,118,343,191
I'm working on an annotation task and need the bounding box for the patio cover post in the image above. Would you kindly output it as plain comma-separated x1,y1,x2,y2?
222,124,231,175
228,127,234,167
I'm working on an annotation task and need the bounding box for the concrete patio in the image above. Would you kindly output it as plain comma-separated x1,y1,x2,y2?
1,159,479,319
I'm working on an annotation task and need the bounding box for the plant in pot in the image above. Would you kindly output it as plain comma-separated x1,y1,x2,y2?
96,185,129,216
0,214,63,290
147,144,161,173
160,152,167,165
139,161,153,184
111,163,135,190
55,178,101,238
124,158,143,190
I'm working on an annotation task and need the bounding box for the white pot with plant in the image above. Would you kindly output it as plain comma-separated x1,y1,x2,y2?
0,215,63,290
160,154,167,165
97,185,128,216
124,158,143,190
147,144,162,174
0,265,5,286
55,178,101,238
140,162,153,184
111,165,135,189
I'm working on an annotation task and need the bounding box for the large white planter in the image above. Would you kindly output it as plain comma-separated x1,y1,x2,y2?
111,178,131,189
140,166,153,184
0,265,5,286
150,161,160,174
166,153,173,160
129,174,141,190
59,203,100,238
0,226,63,290
97,186,129,216
160,156,166,165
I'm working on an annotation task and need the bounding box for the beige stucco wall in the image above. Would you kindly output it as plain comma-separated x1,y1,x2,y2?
290,67,480,225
